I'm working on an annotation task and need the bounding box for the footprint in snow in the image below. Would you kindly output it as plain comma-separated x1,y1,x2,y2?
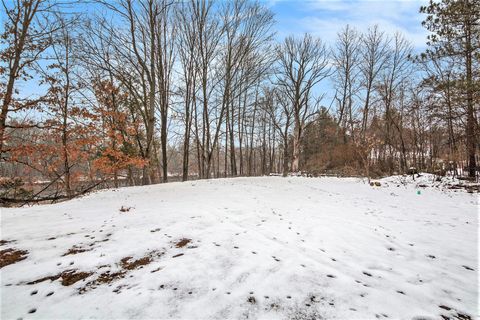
30,290,38,295
462,265,474,271
46,292,54,297
426,254,436,259
28,308,36,314
363,271,372,277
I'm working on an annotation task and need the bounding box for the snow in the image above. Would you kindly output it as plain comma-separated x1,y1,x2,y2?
0,176,478,319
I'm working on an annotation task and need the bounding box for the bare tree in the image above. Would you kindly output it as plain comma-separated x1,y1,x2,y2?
276,34,330,172
332,25,361,141
176,0,197,181
0,0,58,156
379,32,413,173
155,0,176,182
358,25,390,138
266,87,293,176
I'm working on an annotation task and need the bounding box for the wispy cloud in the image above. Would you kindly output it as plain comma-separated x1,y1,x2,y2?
270,0,429,50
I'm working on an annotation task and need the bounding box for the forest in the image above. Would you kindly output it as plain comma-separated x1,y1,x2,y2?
0,0,479,204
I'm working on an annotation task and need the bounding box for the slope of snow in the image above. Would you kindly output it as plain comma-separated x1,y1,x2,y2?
0,176,478,320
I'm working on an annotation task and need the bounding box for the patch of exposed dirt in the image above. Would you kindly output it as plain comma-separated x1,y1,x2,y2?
27,270,92,286
175,238,191,248
62,246,93,256
0,248,28,269
79,250,164,293
0,240,15,246
61,270,93,286
79,270,127,293
121,256,151,270
100,271,123,282
119,206,132,212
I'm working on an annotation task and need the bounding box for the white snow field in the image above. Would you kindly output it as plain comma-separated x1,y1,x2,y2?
0,176,478,320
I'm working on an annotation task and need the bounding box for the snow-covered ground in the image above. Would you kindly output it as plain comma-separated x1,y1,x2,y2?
0,176,478,319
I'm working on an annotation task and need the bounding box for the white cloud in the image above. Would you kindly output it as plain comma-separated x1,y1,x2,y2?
274,0,429,49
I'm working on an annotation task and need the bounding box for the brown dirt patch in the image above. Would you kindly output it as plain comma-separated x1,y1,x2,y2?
120,256,152,270
27,274,61,284
0,248,28,269
96,271,126,284
27,269,92,286
119,206,132,212
175,238,191,248
79,270,126,294
62,246,93,256
61,270,93,286
79,251,163,293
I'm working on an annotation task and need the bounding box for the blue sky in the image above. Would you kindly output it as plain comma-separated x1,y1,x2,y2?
267,0,429,50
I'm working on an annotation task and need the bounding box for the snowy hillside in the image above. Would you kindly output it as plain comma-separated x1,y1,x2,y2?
0,176,478,319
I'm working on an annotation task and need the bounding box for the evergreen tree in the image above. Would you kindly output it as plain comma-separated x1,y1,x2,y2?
420,0,480,177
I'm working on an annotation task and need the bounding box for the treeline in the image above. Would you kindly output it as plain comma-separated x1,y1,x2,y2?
0,0,478,203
